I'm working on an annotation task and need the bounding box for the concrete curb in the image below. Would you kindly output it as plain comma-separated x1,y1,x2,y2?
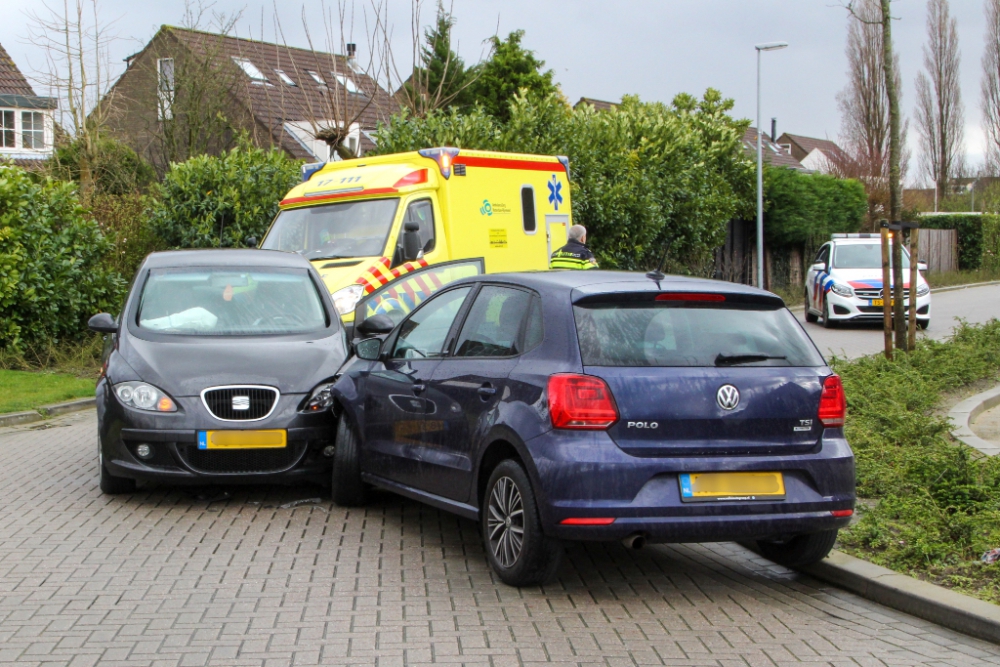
949,385,1000,457
783,279,1000,314
0,397,96,428
801,550,1000,645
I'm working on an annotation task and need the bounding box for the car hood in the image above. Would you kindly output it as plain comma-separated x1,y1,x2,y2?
830,267,927,288
120,333,348,397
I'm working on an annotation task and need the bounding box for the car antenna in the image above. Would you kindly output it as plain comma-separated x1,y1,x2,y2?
646,241,670,287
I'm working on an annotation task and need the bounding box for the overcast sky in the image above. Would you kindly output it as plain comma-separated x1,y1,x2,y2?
1,0,993,184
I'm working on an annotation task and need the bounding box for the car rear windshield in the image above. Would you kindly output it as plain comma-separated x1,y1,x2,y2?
834,243,910,269
573,300,824,367
260,198,399,261
137,268,329,335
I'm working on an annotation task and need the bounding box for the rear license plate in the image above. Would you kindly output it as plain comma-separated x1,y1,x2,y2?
197,430,287,450
679,472,785,502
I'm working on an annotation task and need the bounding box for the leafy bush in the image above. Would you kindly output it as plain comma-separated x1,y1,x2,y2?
90,194,168,279
834,321,1000,601
983,215,1000,273
919,213,989,270
375,92,753,273
149,138,300,249
0,166,124,349
764,167,867,248
48,136,157,195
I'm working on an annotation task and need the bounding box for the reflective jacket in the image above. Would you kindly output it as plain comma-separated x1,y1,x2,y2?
549,239,598,270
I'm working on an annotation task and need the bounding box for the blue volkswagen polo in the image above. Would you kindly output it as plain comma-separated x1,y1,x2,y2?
330,271,855,586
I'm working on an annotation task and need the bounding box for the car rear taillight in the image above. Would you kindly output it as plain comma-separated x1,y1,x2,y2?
818,375,846,427
548,374,619,429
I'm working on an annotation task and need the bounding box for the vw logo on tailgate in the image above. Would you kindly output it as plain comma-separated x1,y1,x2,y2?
717,384,740,410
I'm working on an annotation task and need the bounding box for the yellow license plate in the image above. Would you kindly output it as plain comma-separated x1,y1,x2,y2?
197,430,287,450
871,299,895,307
679,472,785,502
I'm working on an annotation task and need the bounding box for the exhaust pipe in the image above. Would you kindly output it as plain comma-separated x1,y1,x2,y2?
622,533,646,550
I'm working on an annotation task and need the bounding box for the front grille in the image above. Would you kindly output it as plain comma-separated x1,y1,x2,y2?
202,386,278,421
179,443,305,474
854,288,882,299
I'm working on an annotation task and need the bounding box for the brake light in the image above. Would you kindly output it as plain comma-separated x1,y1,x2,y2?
818,375,846,427
548,374,618,429
831,509,853,518
655,293,726,302
393,169,428,188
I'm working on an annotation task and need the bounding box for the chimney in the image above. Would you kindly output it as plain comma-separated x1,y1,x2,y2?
346,43,357,60
771,117,777,142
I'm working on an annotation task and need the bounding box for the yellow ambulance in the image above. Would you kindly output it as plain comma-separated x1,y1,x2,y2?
259,148,573,330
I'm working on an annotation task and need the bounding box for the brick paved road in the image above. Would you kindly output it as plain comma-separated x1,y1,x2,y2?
2,411,999,666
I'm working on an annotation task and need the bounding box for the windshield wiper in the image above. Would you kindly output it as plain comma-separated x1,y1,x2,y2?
714,353,787,366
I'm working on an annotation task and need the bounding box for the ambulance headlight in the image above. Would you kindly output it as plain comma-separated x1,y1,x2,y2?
830,283,854,297
332,284,365,316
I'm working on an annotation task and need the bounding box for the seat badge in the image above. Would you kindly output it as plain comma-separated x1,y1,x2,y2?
717,385,740,410
232,396,250,411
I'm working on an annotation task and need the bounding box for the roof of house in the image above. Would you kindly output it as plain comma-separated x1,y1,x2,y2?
158,27,397,159
775,132,847,163
574,97,617,112
0,42,36,96
742,128,807,170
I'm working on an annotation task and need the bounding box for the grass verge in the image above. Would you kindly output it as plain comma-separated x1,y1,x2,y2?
925,268,1000,289
833,319,1000,603
0,369,95,414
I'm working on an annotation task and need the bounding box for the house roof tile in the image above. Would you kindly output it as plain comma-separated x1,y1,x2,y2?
0,42,36,96
742,127,807,170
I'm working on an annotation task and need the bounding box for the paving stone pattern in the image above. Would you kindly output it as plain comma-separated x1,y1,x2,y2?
1,411,999,666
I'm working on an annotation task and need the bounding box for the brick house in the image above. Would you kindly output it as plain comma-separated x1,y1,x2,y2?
101,26,397,170
0,42,57,168
775,132,846,174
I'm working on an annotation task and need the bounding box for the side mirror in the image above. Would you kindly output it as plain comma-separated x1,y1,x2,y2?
402,220,422,261
356,313,395,336
917,261,928,272
811,261,826,272
88,313,118,334
245,236,258,248
353,337,382,361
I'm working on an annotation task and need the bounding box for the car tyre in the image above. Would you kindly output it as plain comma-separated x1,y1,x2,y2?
804,292,818,323
918,319,930,330
482,460,562,587
822,298,838,328
757,528,839,568
99,460,136,494
331,416,370,507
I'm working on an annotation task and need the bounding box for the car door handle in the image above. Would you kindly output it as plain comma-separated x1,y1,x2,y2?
478,384,497,398
412,383,426,394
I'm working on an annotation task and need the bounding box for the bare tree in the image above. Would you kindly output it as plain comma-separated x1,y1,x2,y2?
25,0,120,199
982,0,1000,172
915,0,965,207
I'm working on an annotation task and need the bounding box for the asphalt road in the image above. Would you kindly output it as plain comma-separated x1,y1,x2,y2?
795,283,1000,361
1,411,999,666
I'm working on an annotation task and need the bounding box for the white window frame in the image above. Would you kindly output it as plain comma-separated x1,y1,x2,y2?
0,108,53,155
157,57,175,121
0,109,15,149
307,71,326,86
232,57,270,84
275,69,296,86
333,73,361,95
21,111,45,149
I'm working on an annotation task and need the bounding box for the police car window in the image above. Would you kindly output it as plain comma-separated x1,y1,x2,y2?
521,187,536,233
816,245,830,265
392,287,471,359
454,287,532,357
835,243,910,269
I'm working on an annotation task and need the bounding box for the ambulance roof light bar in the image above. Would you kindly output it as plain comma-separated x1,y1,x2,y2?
418,147,460,179
301,162,327,182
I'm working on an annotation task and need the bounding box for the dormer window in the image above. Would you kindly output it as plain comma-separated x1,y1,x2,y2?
232,57,269,84
307,70,326,86
275,69,296,86
334,73,360,94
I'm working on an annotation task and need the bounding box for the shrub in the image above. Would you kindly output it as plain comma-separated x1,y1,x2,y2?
983,215,1000,273
149,137,301,249
919,213,988,270
0,166,124,349
764,167,867,248
90,194,168,280
48,136,157,195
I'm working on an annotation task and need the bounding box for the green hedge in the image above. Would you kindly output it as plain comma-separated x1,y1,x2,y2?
984,215,1000,272
919,213,992,270
764,166,867,248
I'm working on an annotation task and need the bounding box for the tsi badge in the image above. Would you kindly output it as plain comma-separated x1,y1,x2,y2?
627,421,658,429
716,384,740,410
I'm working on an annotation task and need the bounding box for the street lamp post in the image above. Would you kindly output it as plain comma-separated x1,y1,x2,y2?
755,41,788,290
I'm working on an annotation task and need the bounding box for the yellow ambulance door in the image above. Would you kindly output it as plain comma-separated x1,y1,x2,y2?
545,215,570,256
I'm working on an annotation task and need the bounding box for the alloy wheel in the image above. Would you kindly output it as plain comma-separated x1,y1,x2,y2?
487,476,524,568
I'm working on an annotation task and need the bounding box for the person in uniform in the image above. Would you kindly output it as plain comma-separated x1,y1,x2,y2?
549,225,598,270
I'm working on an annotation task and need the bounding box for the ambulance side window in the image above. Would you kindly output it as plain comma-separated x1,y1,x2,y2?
406,200,435,253
521,186,536,233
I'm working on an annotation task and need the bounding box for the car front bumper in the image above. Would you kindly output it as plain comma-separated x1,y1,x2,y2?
825,290,931,323
97,378,336,485
524,428,855,544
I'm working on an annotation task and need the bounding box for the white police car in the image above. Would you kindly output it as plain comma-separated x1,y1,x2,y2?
804,234,931,328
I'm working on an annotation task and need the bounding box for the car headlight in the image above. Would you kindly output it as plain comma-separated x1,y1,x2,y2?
302,383,335,413
830,283,853,297
332,284,365,316
114,381,177,412
916,284,930,296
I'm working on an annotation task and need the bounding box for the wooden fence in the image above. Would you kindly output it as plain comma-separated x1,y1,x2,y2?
917,228,958,273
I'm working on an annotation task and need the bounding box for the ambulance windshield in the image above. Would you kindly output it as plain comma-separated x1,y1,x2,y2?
261,199,400,260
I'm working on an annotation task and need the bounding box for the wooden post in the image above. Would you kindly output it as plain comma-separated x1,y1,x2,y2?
880,221,893,360
908,226,919,350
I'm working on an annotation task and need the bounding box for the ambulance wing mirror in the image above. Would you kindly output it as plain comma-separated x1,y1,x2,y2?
402,221,422,261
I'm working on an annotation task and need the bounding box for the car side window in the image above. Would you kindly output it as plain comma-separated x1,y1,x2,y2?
392,199,435,268
392,286,471,359
816,245,830,267
523,295,543,352
453,286,533,357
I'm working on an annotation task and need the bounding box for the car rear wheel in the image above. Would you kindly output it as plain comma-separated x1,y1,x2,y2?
757,528,838,568
822,299,838,328
804,292,818,323
482,460,562,587
331,416,369,507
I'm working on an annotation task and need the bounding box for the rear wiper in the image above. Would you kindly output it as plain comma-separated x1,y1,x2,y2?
715,353,787,366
